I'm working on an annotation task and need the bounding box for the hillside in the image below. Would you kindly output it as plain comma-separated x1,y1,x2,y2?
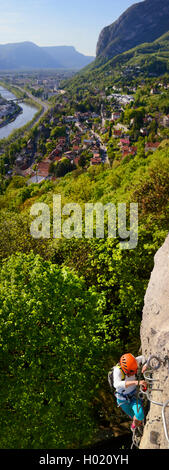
62,30,169,95
95,30,169,82
96,0,169,60
0,0,169,451
0,130,169,447
0,42,94,70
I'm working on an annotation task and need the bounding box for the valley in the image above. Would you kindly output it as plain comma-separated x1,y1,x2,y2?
0,0,169,452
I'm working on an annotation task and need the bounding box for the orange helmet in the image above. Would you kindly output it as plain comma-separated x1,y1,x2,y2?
120,353,138,375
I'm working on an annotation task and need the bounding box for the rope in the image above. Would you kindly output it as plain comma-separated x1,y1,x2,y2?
130,367,145,449
141,354,169,447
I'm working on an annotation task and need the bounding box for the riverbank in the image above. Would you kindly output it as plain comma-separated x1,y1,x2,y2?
0,83,48,145
0,80,37,109
0,81,50,112
0,102,23,129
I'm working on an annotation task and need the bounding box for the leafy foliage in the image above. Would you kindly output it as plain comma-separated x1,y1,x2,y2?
0,252,106,448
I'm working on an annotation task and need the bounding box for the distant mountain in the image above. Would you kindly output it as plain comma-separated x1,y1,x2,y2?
0,42,95,70
42,46,95,69
96,0,169,60
0,42,59,70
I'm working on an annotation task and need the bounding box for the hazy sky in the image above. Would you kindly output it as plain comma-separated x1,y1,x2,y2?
0,0,143,56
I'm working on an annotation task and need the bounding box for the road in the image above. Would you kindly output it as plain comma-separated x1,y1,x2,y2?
14,85,51,113
91,129,109,164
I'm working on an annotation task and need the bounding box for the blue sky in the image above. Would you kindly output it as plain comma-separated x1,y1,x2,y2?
0,0,143,56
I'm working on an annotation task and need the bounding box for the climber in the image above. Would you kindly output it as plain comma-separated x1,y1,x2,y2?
113,353,147,430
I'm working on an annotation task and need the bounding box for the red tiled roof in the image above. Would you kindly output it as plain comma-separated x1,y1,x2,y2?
91,157,102,164
37,161,50,177
122,146,137,155
74,157,80,166
49,148,62,160
93,152,100,158
53,156,62,162
73,145,80,151
120,139,130,145
114,130,122,135
146,142,160,148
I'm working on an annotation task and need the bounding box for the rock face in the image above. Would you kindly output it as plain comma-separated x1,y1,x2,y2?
96,0,169,59
140,233,169,449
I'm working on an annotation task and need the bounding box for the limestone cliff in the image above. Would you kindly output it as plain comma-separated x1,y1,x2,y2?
96,0,169,59
140,233,169,449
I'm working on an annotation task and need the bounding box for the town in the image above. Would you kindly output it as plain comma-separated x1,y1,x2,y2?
0,72,169,186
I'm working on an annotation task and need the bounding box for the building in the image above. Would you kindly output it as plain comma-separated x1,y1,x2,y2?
119,138,130,147
36,160,51,178
145,142,160,152
162,116,169,128
90,157,102,165
111,111,121,121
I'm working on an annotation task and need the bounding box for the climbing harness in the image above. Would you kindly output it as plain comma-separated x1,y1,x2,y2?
115,388,137,404
108,364,138,404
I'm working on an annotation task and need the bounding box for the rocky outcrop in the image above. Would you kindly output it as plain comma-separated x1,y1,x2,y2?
96,0,169,59
140,233,169,449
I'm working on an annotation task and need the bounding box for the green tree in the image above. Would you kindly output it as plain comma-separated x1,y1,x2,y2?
0,252,106,448
55,157,74,177
137,136,145,159
50,125,66,139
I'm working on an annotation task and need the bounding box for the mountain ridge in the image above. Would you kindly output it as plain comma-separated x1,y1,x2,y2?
62,29,169,95
0,41,95,70
96,0,169,59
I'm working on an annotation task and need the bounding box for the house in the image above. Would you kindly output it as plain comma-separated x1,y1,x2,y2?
74,157,80,167
90,157,102,165
111,111,121,121
114,129,122,138
162,116,169,128
121,146,137,157
64,116,76,123
23,166,34,177
36,160,51,177
93,152,100,159
145,142,160,152
48,148,62,160
119,138,130,147
53,156,62,163
73,145,81,152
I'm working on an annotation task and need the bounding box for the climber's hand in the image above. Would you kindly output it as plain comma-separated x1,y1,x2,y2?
142,364,147,374
140,380,147,390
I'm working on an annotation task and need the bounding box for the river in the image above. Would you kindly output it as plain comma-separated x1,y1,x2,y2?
0,85,38,140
